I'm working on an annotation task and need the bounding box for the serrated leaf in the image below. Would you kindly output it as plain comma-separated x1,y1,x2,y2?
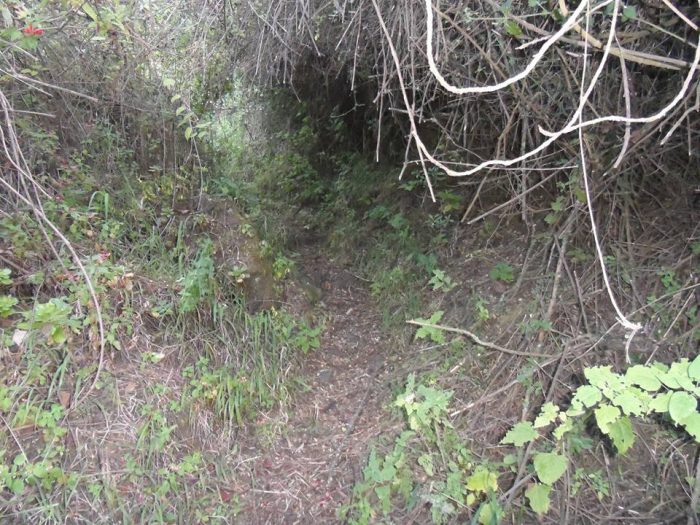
413,311,445,343
688,355,700,381
594,404,621,434
525,483,551,515
533,452,567,485
611,388,646,416
553,417,573,441
573,384,602,408
668,391,697,425
585,366,626,397
626,365,662,391
534,402,559,428
466,466,498,494
501,421,538,446
607,415,634,454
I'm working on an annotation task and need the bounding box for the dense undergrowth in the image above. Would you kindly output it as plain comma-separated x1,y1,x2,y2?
208,88,700,524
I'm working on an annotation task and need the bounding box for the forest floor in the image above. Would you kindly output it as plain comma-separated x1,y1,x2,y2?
233,246,401,523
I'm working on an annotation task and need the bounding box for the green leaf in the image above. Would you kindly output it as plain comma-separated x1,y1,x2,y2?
163,78,175,88
585,366,626,398
626,365,662,392
544,213,559,225
681,412,700,441
176,105,187,116
476,500,503,525
504,19,523,37
648,391,672,413
594,404,621,434
375,484,391,515
0,268,11,285
622,5,637,20
611,388,647,416
660,360,695,390
9,477,24,495
533,452,567,485
0,295,18,317
553,417,573,441
534,402,559,428
49,325,67,346
668,391,697,425
607,416,635,454
688,355,700,381
466,466,499,494
501,421,538,447
418,454,434,477
413,311,445,343
525,483,551,515
83,4,99,21
572,384,602,408
489,263,515,283
185,127,193,140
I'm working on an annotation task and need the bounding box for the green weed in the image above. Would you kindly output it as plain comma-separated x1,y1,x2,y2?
489,262,515,283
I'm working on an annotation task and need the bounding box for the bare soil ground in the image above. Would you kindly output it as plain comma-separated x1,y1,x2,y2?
234,249,402,524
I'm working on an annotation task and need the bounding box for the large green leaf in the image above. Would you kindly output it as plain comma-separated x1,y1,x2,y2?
682,412,700,441
648,391,672,413
476,500,503,525
534,402,559,428
572,385,602,408
585,366,626,397
688,355,700,381
466,466,499,494
626,365,662,391
500,421,538,447
668,392,697,425
553,417,573,441
533,452,567,485
607,416,635,454
594,404,621,434
611,388,647,416
525,483,551,515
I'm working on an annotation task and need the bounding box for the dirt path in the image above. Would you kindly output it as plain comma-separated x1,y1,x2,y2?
235,250,398,523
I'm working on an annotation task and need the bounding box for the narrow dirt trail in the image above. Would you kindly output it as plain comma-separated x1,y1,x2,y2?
236,249,398,524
